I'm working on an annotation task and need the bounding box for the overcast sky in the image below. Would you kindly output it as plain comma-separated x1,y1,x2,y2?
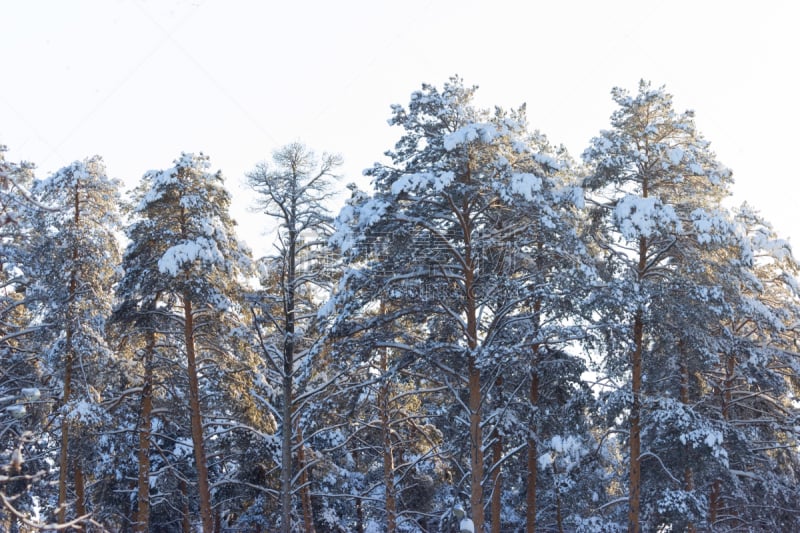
2,0,798,255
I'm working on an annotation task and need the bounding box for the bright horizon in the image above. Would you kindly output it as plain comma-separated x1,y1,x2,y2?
2,0,798,255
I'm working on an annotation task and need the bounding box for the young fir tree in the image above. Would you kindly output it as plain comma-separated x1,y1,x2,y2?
28,157,122,525
246,142,341,533
118,153,253,532
582,81,739,532
331,77,589,531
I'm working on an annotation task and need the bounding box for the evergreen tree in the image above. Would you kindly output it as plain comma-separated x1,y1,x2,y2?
116,153,254,531
583,81,739,532
0,146,49,527
331,77,590,531
28,156,122,525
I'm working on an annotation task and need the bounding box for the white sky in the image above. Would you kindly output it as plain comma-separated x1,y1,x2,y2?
2,0,798,255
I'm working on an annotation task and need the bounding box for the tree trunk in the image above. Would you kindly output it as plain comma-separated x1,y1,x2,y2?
184,295,213,532
58,184,81,524
462,202,485,530
75,461,86,519
355,496,365,533
526,294,543,533
181,478,191,533
629,310,644,533
553,460,564,533
526,370,539,533
57,379,71,524
135,331,155,532
710,351,736,528
679,343,696,533
281,223,298,533
381,399,397,533
490,376,503,533
467,359,484,530
628,230,647,533
296,424,315,533
378,333,397,533
281,371,293,533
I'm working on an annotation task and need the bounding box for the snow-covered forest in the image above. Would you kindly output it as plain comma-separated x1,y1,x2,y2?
1,78,799,532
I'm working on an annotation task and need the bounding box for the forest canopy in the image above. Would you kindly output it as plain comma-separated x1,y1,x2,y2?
0,78,798,532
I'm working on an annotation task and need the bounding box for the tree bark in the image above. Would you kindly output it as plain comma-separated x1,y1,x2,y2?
181,478,191,533
379,340,397,533
468,357,484,530
710,351,736,528
490,377,503,533
526,370,539,533
679,343,696,533
57,362,72,524
75,461,86,519
135,331,156,532
281,222,297,533
58,181,81,524
184,295,214,532
628,229,647,533
296,424,316,533
459,181,485,530
629,310,643,533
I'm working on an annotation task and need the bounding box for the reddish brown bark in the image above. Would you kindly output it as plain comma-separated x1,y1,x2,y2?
184,295,213,532
628,232,648,533
629,311,644,533
468,357,484,529
181,478,191,533
490,431,502,533
135,331,156,532
75,461,86,519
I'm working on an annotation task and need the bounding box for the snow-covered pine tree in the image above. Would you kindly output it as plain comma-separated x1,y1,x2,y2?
0,146,51,527
331,77,591,531
582,81,739,532
28,156,122,525
117,153,255,532
700,206,800,530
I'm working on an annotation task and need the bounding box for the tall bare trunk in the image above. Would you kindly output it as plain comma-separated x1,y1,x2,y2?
58,183,81,524
629,233,647,533
468,357,484,530
526,292,543,533
379,339,397,532
184,295,213,532
281,223,298,533
466,259,484,529
490,376,503,533
75,461,86,518
629,310,643,533
710,351,735,528
181,478,191,533
135,331,155,532
281,371,293,532
57,367,72,524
